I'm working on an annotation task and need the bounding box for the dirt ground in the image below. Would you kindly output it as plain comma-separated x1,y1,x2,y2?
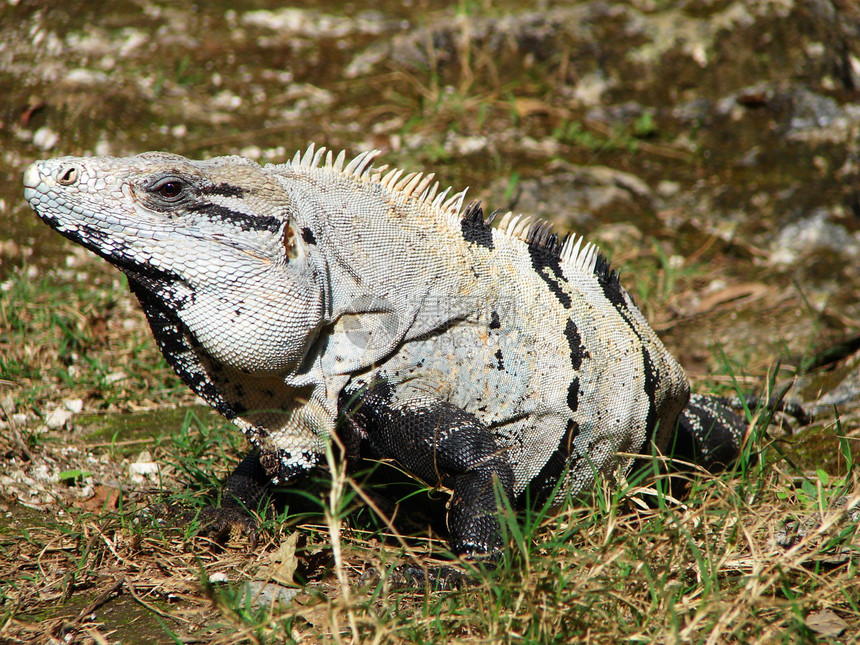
1,1,859,642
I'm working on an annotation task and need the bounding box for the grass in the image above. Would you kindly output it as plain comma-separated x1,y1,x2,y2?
212,438,859,642
0,262,191,419
1,370,857,644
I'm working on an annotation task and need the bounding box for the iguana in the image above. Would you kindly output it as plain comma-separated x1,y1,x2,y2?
24,145,748,557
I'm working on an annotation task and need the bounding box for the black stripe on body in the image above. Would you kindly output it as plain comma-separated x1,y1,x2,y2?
529,244,572,309
517,418,581,506
563,319,588,371
567,378,580,412
594,255,627,312
301,227,317,244
640,346,658,444
494,349,505,371
593,254,661,444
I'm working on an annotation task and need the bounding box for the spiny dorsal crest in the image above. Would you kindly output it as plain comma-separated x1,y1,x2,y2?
284,144,607,278
285,143,466,218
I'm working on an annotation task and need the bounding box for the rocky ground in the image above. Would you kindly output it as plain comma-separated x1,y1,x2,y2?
1,0,859,642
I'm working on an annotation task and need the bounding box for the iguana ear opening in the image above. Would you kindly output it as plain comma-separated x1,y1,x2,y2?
283,221,300,261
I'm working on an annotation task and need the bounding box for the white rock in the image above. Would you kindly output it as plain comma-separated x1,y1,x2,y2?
45,407,73,429
64,398,84,413
33,127,59,151
129,451,159,482
64,68,108,85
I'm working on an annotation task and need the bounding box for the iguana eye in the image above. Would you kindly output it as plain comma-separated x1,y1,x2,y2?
150,177,187,201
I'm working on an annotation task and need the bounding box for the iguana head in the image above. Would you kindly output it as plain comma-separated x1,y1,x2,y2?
24,152,323,376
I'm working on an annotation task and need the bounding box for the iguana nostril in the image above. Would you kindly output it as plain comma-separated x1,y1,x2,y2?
57,165,79,185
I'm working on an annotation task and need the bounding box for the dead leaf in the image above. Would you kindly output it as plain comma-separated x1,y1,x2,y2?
806,609,848,637
257,531,299,586
293,596,331,628
74,485,120,512
20,98,45,125
87,313,110,344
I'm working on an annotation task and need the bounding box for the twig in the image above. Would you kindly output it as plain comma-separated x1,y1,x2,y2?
75,576,125,621
125,578,190,624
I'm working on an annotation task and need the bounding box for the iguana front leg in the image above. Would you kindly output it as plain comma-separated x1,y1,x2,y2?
140,450,272,547
341,379,515,557
202,449,274,544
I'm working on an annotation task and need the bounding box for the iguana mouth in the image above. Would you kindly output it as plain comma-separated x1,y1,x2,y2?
34,212,182,291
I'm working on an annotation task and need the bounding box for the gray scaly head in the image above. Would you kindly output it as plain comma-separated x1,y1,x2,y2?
24,151,331,480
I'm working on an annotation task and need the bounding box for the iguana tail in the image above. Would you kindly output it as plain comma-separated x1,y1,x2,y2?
675,392,810,472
